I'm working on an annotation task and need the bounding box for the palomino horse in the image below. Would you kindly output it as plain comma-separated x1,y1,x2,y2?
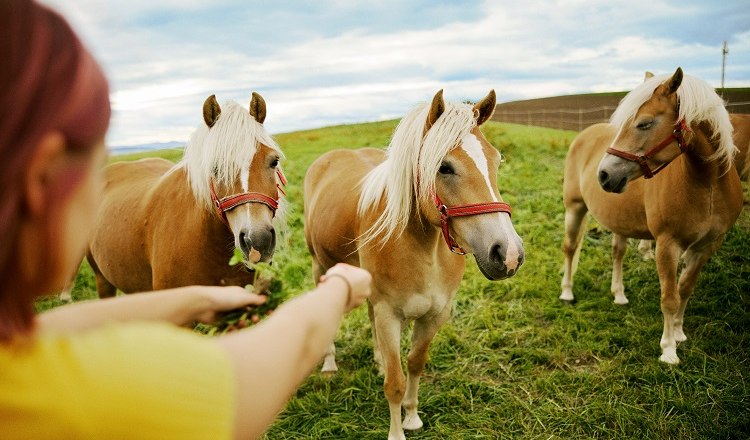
560,68,743,364
87,93,286,295
304,90,524,440
637,112,750,259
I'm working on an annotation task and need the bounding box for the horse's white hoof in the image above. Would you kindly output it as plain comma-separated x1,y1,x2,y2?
321,358,338,374
613,295,629,305
559,288,574,302
659,350,680,365
674,329,687,343
402,413,423,431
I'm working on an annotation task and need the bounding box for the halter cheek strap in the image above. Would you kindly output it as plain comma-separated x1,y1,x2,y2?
432,191,512,254
210,168,287,226
606,119,691,179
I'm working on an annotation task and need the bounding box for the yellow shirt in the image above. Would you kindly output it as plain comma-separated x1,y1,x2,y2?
0,322,234,439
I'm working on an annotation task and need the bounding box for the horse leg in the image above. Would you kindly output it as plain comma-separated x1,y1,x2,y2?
373,305,406,440
654,239,682,364
368,300,384,375
560,202,588,303
637,239,655,260
402,303,452,432
673,240,721,343
86,252,116,298
611,233,629,305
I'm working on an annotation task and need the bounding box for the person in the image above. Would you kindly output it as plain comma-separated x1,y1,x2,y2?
0,2,372,439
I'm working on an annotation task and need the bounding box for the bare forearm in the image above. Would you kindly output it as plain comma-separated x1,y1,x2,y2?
219,278,350,439
36,288,208,333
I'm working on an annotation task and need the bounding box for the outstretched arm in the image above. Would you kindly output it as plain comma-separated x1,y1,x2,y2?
217,263,372,440
36,286,265,333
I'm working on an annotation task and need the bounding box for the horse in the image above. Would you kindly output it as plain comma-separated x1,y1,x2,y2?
86,92,286,296
560,67,743,364
636,112,750,260
304,90,524,440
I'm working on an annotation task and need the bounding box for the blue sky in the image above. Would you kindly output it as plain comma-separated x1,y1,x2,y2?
43,0,750,147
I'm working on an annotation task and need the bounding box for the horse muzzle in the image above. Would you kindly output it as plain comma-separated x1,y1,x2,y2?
474,238,525,281
238,227,276,263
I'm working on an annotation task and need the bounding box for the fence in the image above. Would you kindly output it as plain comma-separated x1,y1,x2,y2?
492,101,750,132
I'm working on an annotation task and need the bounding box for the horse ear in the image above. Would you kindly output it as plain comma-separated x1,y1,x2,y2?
424,89,445,134
667,67,683,94
249,92,267,124
473,89,496,126
644,71,654,81
203,94,221,128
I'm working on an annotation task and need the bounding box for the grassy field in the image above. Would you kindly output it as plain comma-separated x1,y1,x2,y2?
41,120,750,439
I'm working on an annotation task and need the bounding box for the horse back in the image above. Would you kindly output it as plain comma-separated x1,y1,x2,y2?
564,123,650,238
304,148,385,269
89,158,176,292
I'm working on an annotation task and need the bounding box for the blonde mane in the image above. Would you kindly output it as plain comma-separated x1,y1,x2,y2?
610,72,735,168
358,100,477,246
176,100,285,214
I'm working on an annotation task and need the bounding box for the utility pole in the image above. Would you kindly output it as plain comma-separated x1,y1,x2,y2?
721,41,728,90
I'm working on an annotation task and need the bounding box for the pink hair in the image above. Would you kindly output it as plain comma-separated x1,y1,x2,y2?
0,0,111,341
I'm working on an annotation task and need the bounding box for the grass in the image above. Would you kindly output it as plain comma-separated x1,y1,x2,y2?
41,120,750,439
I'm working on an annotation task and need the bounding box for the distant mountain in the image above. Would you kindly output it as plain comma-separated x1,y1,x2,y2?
109,141,184,154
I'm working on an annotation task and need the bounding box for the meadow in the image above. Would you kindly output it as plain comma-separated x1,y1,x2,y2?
39,120,750,439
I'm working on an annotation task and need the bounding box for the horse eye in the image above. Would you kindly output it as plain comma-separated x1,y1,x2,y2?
438,163,454,175
270,158,279,168
636,120,653,130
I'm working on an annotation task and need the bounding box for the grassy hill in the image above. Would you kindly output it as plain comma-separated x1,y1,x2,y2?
44,120,750,439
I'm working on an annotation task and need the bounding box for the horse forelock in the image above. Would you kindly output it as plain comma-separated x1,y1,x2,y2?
358,101,477,246
180,100,284,210
610,73,735,168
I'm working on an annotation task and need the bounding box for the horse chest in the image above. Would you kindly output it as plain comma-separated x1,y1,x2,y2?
399,283,454,320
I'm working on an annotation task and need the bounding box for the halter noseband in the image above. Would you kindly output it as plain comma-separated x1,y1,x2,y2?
432,191,512,255
606,119,691,179
210,168,287,226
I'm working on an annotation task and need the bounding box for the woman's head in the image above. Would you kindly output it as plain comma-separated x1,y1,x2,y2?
0,0,111,341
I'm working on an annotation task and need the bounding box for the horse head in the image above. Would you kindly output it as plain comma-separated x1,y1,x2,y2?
191,92,285,264
598,67,688,192
419,90,525,280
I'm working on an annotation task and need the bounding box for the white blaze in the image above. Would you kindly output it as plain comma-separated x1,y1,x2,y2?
460,133,521,270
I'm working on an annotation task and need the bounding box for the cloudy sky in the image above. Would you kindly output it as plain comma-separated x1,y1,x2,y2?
42,0,750,148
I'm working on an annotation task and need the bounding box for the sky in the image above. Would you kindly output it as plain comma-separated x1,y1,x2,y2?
42,0,750,148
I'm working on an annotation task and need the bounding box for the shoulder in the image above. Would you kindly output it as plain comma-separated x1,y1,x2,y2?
0,322,235,440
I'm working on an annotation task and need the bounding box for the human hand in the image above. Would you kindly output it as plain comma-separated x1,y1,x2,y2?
319,263,372,312
188,285,267,324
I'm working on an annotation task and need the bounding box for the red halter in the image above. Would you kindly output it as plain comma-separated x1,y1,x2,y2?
432,191,512,255
210,168,287,226
606,119,691,179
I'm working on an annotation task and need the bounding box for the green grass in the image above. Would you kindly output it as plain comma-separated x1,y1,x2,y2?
44,121,750,439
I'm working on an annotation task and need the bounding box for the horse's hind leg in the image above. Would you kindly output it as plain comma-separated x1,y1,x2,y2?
611,233,629,305
86,252,116,299
673,240,721,344
560,201,588,303
368,300,384,375
637,239,655,260
403,304,452,432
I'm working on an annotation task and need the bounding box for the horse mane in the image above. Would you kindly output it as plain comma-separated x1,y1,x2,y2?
175,100,285,210
610,72,735,169
357,100,477,246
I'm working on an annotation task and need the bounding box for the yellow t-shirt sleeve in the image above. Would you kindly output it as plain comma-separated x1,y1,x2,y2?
0,322,235,440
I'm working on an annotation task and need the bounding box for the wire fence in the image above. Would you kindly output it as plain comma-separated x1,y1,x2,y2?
493,101,750,132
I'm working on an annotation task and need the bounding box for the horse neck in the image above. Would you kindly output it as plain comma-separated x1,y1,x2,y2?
163,166,233,247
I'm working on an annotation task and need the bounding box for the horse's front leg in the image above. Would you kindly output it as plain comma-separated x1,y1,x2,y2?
654,239,682,364
373,304,406,440
403,302,452,432
610,233,629,304
560,202,588,303
674,240,721,343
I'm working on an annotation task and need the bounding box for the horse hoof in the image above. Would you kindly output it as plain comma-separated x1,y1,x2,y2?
402,414,423,432
613,297,629,305
659,352,680,365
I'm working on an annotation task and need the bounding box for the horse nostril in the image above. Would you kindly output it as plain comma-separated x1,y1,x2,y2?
490,243,505,265
239,230,251,254
598,169,609,185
